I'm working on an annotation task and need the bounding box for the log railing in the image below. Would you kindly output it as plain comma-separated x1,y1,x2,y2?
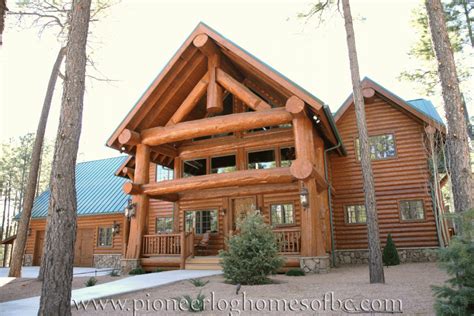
142,233,181,256
274,227,301,254
180,230,195,269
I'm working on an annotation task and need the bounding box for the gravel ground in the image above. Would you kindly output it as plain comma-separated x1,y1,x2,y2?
0,274,124,303
72,262,447,315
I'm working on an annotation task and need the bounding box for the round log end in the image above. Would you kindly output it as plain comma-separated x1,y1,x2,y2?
118,129,141,146
362,87,375,99
193,33,209,49
206,104,224,114
285,96,305,115
290,159,314,180
123,182,140,195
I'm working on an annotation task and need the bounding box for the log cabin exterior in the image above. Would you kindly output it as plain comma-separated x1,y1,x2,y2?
23,23,448,271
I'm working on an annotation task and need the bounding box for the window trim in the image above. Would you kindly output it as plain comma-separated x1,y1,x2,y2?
246,148,277,170
184,209,219,235
398,199,426,222
354,133,397,162
155,164,174,182
270,201,296,227
182,157,208,178
210,153,238,174
155,216,174,234
97,226,113,248
344,204,367,225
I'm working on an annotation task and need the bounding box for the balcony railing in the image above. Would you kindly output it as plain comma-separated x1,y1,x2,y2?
142,231,195,268
274,227,301,254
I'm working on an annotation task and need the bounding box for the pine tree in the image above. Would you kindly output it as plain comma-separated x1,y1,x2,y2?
382,234,400,266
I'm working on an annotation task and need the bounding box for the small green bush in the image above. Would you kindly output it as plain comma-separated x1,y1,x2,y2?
154,268,165,273
219,211,284,285
189,278,209,287
85,277,97,287
432,209,474,315
382,233,400,266
110,270,120,277
129,267,146,275
286,268,305,276
174,292,206,312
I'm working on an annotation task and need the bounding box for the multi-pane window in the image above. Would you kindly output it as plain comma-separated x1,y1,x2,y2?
345,205,367,224
97,227,113,247
156,217,173,233
355,134,396,160
156,165,174,182
400,200,425,221
271,203,295,226
248,150,276,169
183,158,207,177
280,147,296,167
185,210,218,234
211,155,236,174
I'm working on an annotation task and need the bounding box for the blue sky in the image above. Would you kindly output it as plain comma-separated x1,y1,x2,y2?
1,0,472,161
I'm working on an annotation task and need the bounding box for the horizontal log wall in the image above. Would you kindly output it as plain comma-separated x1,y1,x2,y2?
330,96,439,249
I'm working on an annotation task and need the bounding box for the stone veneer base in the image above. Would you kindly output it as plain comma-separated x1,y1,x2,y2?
334,247,439,265
120,258,140,274
300,256,330,274
94,254,122,269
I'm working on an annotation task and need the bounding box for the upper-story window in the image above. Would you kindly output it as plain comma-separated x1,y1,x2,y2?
355,134,396,161
280,147,296,167
400,200,425,221
211,155,236,174
248,149,276,169
156,165,174,182
183,158,207,177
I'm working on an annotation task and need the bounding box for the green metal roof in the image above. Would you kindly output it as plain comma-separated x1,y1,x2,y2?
406,98,444,124
30,156,129,219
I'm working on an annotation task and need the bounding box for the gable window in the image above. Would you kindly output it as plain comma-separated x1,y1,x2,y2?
280,147,296,167
185,210,218,234
355,134,396,161
271,203,295,226
400,200,424,221
156,217,173,233
248,149,276,169
211,154,237,174
183,158,207,177
97,227,113,247
345,205,367,224
156,165,174,182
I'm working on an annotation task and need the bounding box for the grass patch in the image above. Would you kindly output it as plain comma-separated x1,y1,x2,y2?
129,268,146,275
285,268,305,276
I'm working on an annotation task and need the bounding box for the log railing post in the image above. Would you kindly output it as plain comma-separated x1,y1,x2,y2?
180,230,186,269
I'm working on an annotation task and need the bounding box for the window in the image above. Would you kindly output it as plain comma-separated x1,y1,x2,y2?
355,134,396,160
211,155,236,174
156,165,174,182
271,203,295,226
97,227,113,247
185,210,218,234
248,150,276,169
156,217,173,233
400,200,425,221
345,205,367,224
280,147,296,167
183,158,207,177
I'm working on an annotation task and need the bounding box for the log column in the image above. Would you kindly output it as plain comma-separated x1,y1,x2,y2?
286,96,326,258
125,143,150,259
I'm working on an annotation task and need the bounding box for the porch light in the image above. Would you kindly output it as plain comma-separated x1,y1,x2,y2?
112,221,120,235
124,199,136,218
300,187,309,208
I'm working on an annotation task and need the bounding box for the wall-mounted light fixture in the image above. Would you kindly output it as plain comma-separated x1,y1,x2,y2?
124,199,136,218
300,187,309,209
112,221,120,235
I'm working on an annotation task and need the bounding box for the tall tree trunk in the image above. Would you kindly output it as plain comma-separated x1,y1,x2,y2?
341,0,385,284
38,0,91,313
425,0,473,217
0,0,7,45
461,1,474,47
9,47,65,278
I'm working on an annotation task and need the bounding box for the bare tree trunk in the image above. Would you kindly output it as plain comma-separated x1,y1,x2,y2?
425,0,473,217
0,0,7,45
461,1,473,47
9,47,65,278
341,0,385,284
38,0,91,313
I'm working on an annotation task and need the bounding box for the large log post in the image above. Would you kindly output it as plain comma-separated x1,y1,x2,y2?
286,95,326,257
125,144,150,259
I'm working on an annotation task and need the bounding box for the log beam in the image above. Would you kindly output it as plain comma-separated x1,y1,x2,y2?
141,167,295,197
122,167,135,181
216,68,271,111
140,107,292,147
118,129,141,146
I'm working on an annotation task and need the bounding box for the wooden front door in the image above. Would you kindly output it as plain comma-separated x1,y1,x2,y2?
33,230,45,266
231,196,257,231
74,228,95,267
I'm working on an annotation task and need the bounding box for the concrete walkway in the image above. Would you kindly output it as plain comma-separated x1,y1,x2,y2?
0,269,222,316
0,266,112,278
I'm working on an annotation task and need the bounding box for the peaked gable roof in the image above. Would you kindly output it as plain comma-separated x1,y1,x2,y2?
30,156,129,218
106,22,344,154
334,77,445,132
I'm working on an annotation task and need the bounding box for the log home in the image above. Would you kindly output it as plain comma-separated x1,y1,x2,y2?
22,23,447,271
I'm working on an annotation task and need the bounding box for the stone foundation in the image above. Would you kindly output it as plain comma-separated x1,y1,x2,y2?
300,256,330,273
23,254,33,266
120,258,140,274
334,247,439,265
94,254,122,269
